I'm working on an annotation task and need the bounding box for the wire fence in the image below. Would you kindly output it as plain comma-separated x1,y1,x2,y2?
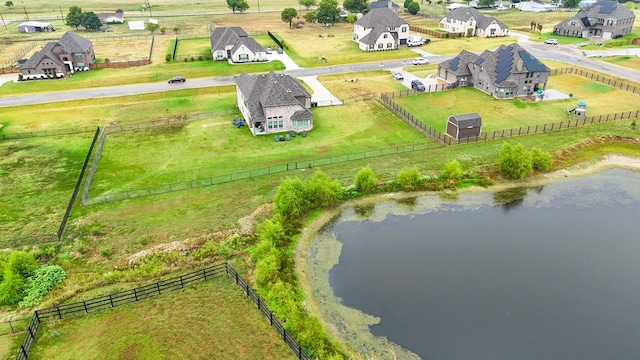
15,263,311,360
1,126,97,140
0,318,30,337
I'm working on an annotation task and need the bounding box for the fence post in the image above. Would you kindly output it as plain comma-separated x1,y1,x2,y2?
56,307,62,320
109,294,114,308
83,301,88,314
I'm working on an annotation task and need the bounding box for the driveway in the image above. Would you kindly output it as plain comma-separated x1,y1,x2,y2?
0,74,18,86
265,50,301,70
387,67,441,91
297,75,342,106
583,48,640,58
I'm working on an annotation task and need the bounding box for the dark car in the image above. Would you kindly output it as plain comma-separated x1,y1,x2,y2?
411,80,425,92
168,76,186,84
612,34,623,39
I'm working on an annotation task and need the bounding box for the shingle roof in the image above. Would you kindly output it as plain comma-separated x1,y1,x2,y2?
97,13,124,22
20,42,65,70
210,27,249,51
232,36,265,55
355,8,407,28
370,1,400,10
444,7,507,30
58,32,93,53
236,72,312,124
439,49,479,75
451,113,482,127
582,0,635,18
477,44,549,86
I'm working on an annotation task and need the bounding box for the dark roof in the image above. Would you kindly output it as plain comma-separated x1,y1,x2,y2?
480,44,549,86
291,109,313,121
20,42,65,70
443,7,507,30
355,8,406,28
370,0,400,10
232,36,265,55
58,32,93,53
210,27,249,51
451,113,482,127
236,72,312,124
439,50,479,76
556,1,635,30
518,50,547,72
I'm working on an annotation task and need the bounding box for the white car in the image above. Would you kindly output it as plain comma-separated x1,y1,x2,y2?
392,72,404,80
413,57,429,65
544,39,558,45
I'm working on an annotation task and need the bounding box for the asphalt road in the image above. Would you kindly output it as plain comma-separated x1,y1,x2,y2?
0,44,638,108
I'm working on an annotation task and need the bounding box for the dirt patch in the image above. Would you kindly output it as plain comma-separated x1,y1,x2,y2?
119,343,143,360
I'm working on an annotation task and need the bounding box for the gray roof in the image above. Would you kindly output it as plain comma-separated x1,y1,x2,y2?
360,27,397,45
236,72,312,124
97,13,124,22
451,113,482,127
21,42,63,70
58,32,93,53
232,36,265,55
556,1,635,29
479,44,549,86
210,27,249,51
444,7,507,30
355,8,407,28
291,109,313,121
369,1,400,10
440,50,479,76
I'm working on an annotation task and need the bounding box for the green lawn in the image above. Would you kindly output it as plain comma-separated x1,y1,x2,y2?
26,278,296,360
175,37,211,56
319,70,407,99
593,55,640,72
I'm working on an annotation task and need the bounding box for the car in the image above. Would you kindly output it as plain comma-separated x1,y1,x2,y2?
277,48,284,54
413,57,429,65
168,76,186,84
544,39,558,45
496,5,508,10
392,72,404,81
265,47,273,54
612,34,623,39
411,80,425,92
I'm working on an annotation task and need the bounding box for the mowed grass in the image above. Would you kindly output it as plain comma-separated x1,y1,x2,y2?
318,70,407,99
27,278,296,360
175,38,211,56
594,55,640,72
394,74,640,132
91,100,429,194
93,39,152,62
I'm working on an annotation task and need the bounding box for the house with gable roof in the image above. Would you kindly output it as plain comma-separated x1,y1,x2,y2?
352,8,409,51
210,27,267,63
439,7,509,37
369,0,401,12
438,43,550,99
552,0,635,40
235,72,314,135
20,32,95,80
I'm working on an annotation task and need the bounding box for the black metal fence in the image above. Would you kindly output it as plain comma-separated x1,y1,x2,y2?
551,67,640,95
268,31,284,49
15,263,310,360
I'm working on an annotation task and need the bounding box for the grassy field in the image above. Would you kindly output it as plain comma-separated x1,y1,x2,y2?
394,73,640,132
594,55,640,72
25,278,296,360
318,70,407,99
93,39,152,62
175,38,211,57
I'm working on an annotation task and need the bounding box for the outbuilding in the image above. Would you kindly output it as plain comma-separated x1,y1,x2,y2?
17,21,54,33
446,113,482,140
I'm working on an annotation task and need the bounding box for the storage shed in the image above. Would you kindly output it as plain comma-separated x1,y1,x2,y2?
17,21,54,33
446,113,482,140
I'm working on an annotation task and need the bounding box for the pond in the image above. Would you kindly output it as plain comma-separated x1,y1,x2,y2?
309,169,640,360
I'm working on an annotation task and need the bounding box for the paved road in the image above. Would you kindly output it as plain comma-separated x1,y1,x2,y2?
0,45,638,108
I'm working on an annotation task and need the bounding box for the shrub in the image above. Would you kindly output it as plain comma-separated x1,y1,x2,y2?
407,1,420,14
190,56,195,62
306,170,342,208
6,252,37,279
441,160,464,180
198,55,204,61
0,272,25,305
498,142,533,179
273,177,310,220
530,147,552,171
20,265,67,307
396,166,421,191
99,247,112,258
165,53,172,62
354,167,377,195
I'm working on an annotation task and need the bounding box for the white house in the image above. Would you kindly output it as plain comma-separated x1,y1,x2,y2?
352,8,409,51
210,27,266,63
440,7,509,37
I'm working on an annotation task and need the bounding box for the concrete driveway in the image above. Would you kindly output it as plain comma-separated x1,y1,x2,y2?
387,66,441,91
265,50,301,70
298,75,342,106
0,74,18,86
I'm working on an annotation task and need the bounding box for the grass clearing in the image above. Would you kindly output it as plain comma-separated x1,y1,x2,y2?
419,36,517,55
93,39,152,62
318,70,407,99
593,55,640,72
175,37,211,56
27,278,296,360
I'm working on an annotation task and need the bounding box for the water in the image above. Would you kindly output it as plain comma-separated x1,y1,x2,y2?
326,169,640,360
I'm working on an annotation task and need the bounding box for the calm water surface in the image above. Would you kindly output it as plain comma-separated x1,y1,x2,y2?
328,169,640,360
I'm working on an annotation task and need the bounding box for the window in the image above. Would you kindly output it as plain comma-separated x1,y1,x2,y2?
293,119,310,128
43,68,56,76
378,43,383,49
239,54,249,60
77,62,85,69
387,43,392,48
383,34,388,39
401,26,407,33
74,53,83,59
369,44,374,49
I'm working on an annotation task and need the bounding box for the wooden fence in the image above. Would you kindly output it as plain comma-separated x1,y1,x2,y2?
15,263,311,360
0,318,30,337
410,25,464,39
90,59,150,69
0,67,20,74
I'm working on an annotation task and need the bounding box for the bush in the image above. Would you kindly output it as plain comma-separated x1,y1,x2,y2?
499,142,533,179
273,177,310,220
396,166,421,191
530,147,552,171
6,252,37,279
165,53,172,62
441,160,464,180
407,1,420,14
198,55,204,61
20,265,67,307
0,272,25,305
306,170,343,208
354,167,377,195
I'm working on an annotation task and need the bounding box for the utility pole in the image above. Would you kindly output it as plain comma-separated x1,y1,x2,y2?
59,6,64,20
0,13,7,30
257,0,260,13
147,0,153,17
22,0,29,20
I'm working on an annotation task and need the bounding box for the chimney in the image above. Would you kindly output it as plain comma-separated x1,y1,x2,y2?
286,89,293,101
517,59,523,71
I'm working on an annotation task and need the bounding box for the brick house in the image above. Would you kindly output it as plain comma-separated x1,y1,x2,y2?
439,7,509,37
235,72,314,135
553,0,635,40
352,8,409,51
438,44,550,99
20,32,95,80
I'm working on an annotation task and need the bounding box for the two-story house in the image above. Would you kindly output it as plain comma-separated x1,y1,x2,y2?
553,0,635,39
20,32,95,80
235,72,314,136
438,44,550,99
352,8,409,51
439,7,509,37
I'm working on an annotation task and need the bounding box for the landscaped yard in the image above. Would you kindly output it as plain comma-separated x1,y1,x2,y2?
26,278,296,360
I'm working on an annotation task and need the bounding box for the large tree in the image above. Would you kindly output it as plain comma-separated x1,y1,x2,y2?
227,0,249,13
407,1,420,14
145,21,160,34
316,0,340,26
65,6,83,29
498,142,533,180
5,1,14,8
562,0,580,9
303,10,317,26
281,8,298,28
81,12,102,30
343,0,369,13
299,0,317,10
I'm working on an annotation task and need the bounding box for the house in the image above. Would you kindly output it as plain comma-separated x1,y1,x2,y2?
511,1,557,12
369,0,401,12
447,3,471,10
438,43,550,99
20,32,95,80
352,8,409,51
446,113,482,139
235,72,314,136
17,21,54,33
210,27,266,63
439,7,509,37
97,12,125,24
552,0,635,39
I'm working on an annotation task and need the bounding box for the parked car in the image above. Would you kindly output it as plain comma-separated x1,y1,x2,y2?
612,34,623,39
168,76,186,83
277,48,284,54
411,80,425,92
265,47,273,54
413,57,429,65
544,39,558,45
392,72,404,81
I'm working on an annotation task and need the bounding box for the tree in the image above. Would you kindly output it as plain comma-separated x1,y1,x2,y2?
343,0,369,13
441,160,464,180
404,0,413,8
145,21,160,34
499,142,533,180
281,8,298,28
396,166,421,191
65,6,83,29
227,0,249,13
306,170,342,208
562,0,579,9
81,12,102,30
172,26,179,34
316,0,340,26
303,11,317,26
299,0,317,10
478,0,494,8
273,177,310,220
5,1,13,8
407,1,420,14
530,147,552,171
354,167,378,194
